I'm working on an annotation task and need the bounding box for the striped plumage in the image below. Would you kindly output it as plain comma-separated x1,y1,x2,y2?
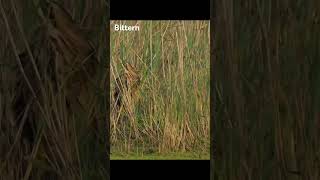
113,63,141,117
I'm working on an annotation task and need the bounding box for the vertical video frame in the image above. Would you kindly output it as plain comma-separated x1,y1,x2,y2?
110,20,210,160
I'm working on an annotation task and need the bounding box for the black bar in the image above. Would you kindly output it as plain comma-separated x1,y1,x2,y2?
111,0,210,20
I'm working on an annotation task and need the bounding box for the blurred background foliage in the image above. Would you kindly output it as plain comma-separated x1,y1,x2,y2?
0,0,109,179
213,0,320,179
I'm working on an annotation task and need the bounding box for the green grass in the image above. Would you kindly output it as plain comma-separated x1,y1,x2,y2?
110,20,210,158
111,152,210,160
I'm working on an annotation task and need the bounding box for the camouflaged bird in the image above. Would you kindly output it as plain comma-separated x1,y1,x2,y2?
113,63,141,118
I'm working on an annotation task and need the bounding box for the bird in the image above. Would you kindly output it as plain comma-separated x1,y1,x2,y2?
113,63,141,121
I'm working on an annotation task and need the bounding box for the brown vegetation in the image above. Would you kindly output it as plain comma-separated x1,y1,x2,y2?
0,1,108,179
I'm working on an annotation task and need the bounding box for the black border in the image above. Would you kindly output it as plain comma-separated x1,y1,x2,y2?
111,160,209,179
106,0,111,179
111,0,210,20
110,0,210,179
210,0,214,179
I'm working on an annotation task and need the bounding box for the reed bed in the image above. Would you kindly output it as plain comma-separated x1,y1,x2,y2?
0,1,108,179
213,0,320,179
110,20,210,158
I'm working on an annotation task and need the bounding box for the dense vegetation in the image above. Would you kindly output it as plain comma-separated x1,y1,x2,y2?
0,1,108,179
213,1,320,179
111,21,210,159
